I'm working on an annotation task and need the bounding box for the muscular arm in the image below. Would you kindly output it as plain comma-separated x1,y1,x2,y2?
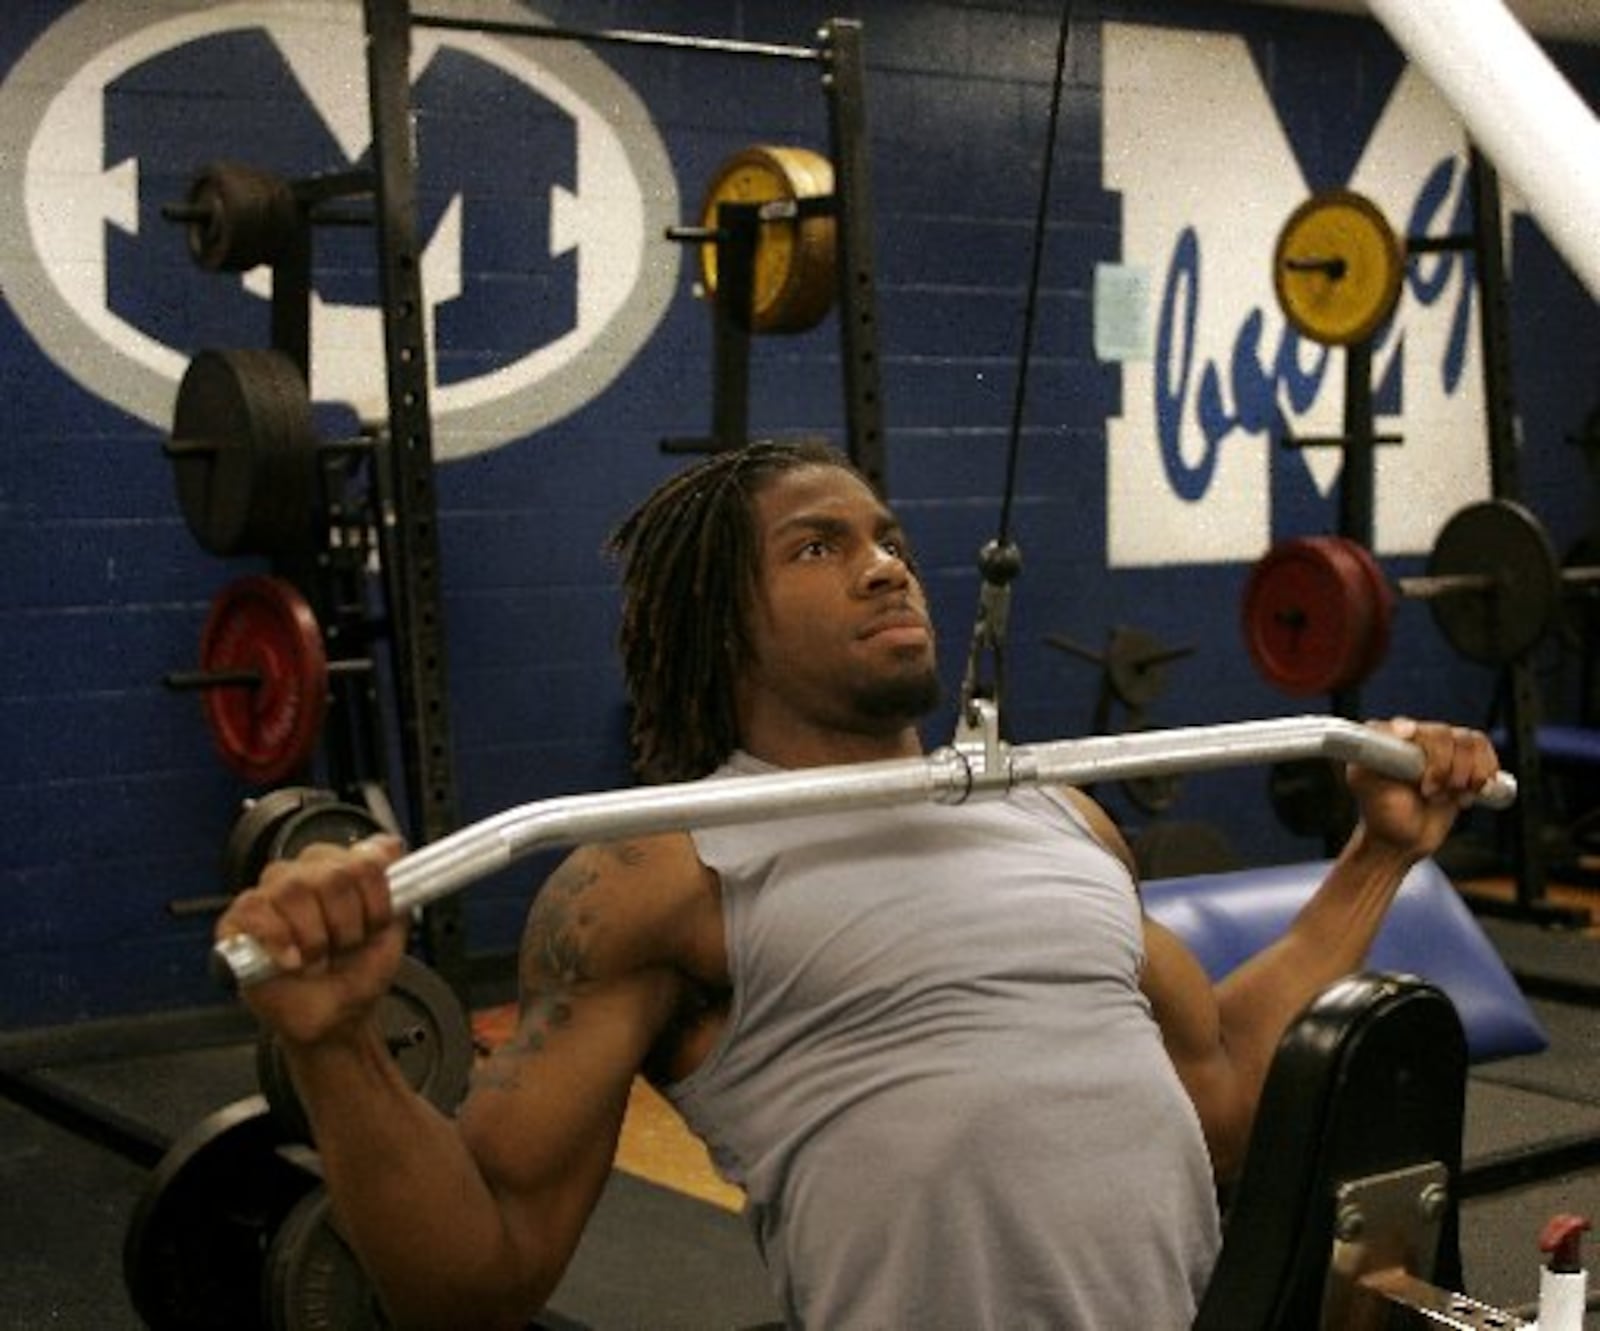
1140,827,1417,1179
1124,720,1496,1180
254,834,715,1331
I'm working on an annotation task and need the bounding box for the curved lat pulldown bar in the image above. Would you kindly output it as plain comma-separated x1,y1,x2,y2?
215,710,1516,988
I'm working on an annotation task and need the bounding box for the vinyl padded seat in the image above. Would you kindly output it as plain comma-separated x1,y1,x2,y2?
1144,858,1546,1062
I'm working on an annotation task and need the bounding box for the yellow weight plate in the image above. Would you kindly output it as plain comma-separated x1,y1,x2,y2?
699,145,836,334
1273,189,1403,346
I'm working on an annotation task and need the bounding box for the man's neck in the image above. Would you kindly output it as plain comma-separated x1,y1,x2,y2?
739,725,924,771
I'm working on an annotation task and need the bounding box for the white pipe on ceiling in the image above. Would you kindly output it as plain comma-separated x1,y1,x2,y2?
1365,0,1600,300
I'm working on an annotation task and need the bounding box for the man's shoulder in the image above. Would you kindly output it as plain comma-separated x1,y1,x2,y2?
536,832,721,975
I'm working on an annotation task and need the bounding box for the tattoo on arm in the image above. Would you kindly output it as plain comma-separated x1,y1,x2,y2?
473,844,641,1092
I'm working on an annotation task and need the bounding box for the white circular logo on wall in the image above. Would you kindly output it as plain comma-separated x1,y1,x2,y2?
0,0,680,459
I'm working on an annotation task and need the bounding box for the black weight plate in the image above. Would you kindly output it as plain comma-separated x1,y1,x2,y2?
1104,626,1178,712
263,1187,389,1331
171,351,257,556
186,160,297,273
1427,499,1559,664
258,955,474,1145
1268,758,1355,841
222,788,334,892
1121,770,1182,816
169,349,318,559
123,1096,320,1331
381,955,475,1116
268,799,385,863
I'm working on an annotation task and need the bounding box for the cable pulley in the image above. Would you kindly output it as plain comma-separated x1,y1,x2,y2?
955,2,1075,736
955,539,1023,740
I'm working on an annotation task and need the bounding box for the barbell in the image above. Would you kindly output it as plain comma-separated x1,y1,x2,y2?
213,712,1516,988
1243,499,1600,695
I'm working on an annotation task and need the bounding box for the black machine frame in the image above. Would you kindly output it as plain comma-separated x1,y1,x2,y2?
1280,149,1567,922
360,3,887,986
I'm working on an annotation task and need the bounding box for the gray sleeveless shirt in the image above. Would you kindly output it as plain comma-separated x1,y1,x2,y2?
666,755,1221,1329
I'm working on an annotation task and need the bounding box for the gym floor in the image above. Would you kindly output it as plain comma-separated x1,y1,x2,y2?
4,884,1599,1329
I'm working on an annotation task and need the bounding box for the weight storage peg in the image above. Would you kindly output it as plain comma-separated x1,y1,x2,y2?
1044,625,1196,715
1242,501,1600,696
1044,626,1198,813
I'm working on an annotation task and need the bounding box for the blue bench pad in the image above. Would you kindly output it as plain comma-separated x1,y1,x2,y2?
1144,858,1547,1063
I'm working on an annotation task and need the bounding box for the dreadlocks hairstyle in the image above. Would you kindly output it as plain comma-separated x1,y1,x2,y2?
609,439,858,784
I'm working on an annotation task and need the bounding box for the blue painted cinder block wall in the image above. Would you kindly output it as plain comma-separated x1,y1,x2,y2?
2,0,1596,1028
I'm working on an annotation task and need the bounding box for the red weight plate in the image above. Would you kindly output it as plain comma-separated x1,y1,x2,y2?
1337,539,1396,685
1315,538,1375,694
199,576,327,785
1241,537,1376,696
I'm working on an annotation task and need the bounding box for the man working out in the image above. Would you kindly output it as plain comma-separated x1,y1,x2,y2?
218,440,1500,1329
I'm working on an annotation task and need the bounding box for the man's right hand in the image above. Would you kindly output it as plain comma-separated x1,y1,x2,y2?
215,834,409,1046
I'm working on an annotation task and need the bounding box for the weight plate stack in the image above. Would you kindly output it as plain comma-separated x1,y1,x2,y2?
169,348,319,560
123,1097,320,1331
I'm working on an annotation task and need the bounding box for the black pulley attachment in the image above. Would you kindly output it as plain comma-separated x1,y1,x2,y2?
955,540,1023,740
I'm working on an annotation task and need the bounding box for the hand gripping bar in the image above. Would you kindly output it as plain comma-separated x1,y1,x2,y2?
213,715,1515,988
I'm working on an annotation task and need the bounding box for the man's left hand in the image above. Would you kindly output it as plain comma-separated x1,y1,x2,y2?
1347,717,1500,859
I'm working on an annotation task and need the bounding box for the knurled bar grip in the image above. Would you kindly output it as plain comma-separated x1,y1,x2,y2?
213,715,1516,988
